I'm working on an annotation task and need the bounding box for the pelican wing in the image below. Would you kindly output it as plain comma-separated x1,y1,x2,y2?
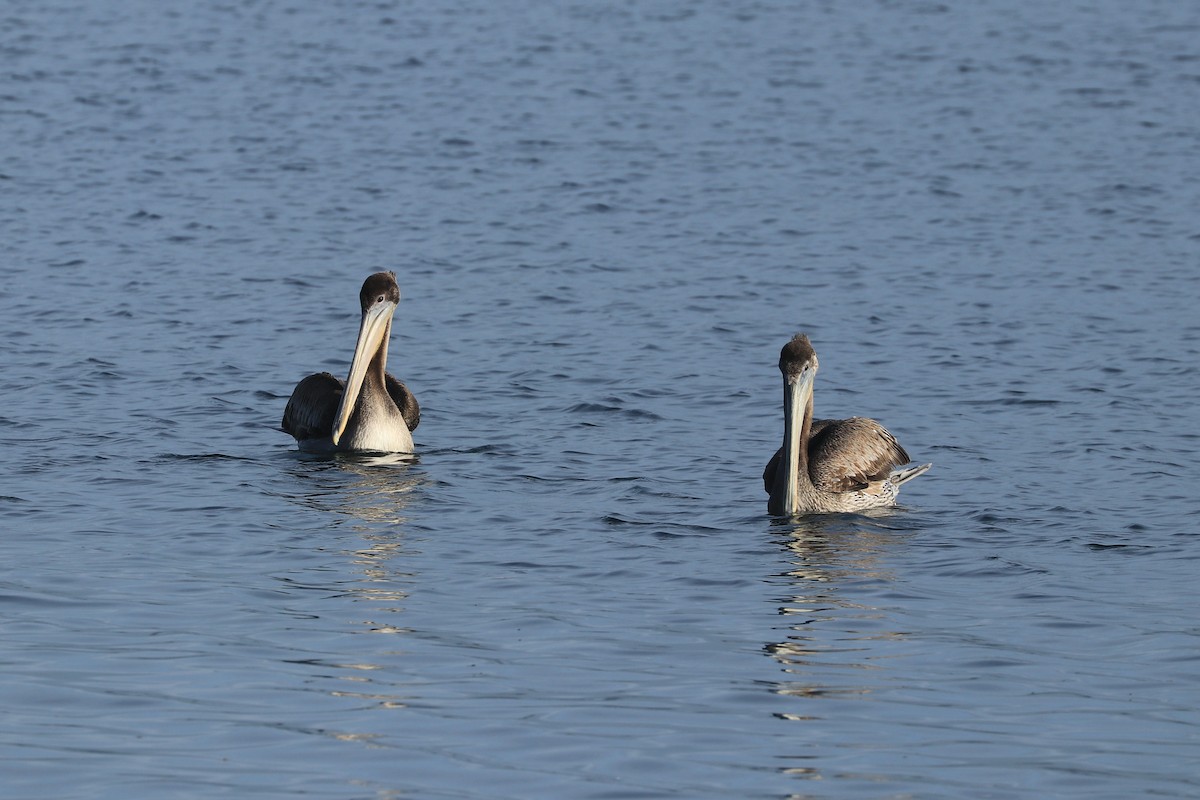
282,372,344,442
807,417,910,493
384,373,420,433
762,448,782,494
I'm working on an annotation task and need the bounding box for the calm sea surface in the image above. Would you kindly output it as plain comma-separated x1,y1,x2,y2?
2,1,1199,797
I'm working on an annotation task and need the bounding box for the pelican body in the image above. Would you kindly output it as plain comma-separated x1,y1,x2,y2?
764,334,929,515
282,272,419,453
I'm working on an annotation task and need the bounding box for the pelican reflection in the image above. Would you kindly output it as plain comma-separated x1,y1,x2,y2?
765,517,910,702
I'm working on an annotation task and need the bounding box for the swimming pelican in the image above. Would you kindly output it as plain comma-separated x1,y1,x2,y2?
764,334,929,514
282,271,419,453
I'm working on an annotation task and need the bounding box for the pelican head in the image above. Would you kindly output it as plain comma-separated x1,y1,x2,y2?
331,271,401,446
779,333,818,380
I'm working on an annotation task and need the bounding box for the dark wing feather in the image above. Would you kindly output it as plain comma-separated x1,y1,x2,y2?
762,418,837,494
806,417,910,493
281,372,343,442
762,447,782,494
384,373,420,432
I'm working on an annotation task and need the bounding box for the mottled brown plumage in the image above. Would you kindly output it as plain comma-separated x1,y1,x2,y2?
807,417,909,493
765,334,929,514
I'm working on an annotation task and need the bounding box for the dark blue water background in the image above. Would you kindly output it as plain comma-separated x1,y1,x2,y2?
2,1,1198,797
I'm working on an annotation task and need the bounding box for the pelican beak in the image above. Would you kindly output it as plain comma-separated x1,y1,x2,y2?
780,365,816,515
331,300,397,445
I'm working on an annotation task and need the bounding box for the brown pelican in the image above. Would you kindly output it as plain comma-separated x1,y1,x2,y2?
764,334,930,515
282,271,419,453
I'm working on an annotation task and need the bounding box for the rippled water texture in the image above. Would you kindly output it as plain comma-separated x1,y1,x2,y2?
3,1,1199,797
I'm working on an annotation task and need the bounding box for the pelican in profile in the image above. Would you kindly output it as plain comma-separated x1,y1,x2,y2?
282,271,419,453
764,334,930,515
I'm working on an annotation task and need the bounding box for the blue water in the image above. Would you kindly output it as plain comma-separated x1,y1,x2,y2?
2,1,1199,797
